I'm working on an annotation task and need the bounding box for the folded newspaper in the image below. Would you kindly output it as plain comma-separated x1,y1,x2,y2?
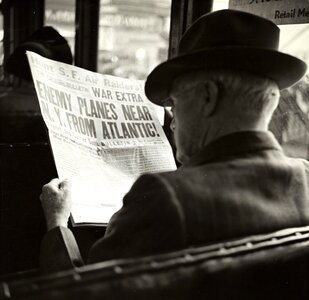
27,51,176,226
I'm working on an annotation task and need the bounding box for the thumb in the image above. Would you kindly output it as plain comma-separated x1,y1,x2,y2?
59,179,71,191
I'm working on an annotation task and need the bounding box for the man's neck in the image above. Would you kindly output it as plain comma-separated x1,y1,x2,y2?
204,116,269,147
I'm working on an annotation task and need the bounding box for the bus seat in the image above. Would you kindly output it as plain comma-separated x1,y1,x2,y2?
0,144,57,275
1,225,309,300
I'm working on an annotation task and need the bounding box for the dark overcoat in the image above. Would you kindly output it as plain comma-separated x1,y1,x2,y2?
40,131,309,273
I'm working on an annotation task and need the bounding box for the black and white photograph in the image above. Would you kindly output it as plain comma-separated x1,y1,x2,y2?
1,0,309,299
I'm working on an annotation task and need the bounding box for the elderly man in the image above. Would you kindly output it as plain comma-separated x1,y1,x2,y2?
40,9,309,273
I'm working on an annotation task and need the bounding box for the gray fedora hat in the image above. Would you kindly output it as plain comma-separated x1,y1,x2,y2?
145,9,307,106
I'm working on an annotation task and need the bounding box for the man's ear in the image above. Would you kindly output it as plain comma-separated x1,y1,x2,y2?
199,80,219,117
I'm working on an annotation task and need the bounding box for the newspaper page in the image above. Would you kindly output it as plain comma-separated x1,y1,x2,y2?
26,51,176,226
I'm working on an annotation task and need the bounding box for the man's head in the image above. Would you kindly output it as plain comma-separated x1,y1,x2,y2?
144,9,307,163
168,69,280,163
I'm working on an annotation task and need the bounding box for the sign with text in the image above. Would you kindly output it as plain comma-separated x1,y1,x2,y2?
229,0,309,25
27,51,176,226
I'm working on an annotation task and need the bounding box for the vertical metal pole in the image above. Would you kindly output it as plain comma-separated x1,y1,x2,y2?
74,0,100,71
186,0,213,29
168,0,213,58
2,0,44,83
168,0,187,59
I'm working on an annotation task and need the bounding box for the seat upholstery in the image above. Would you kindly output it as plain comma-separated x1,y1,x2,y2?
1,225,309,300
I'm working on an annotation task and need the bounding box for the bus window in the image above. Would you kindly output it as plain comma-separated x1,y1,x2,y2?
212,1,309,160
270,23,309,159
45,0,76,58
97,0,171,80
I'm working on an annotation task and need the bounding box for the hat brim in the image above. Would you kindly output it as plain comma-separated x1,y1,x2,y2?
145,47,307,106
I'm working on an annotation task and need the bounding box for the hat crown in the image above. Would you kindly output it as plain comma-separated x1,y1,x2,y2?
179,9,280,54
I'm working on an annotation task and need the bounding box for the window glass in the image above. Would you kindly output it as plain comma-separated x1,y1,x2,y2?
97,0,171,80
213,1,309,159
270,23,309,159
45,0,75,57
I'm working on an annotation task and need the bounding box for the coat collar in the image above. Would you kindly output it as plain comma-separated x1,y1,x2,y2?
184,131,283,167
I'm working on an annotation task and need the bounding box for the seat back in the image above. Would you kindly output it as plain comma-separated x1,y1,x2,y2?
1,226,309,300
0,86,57,275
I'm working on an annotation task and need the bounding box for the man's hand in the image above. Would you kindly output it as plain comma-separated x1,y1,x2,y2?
40,178,72,231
